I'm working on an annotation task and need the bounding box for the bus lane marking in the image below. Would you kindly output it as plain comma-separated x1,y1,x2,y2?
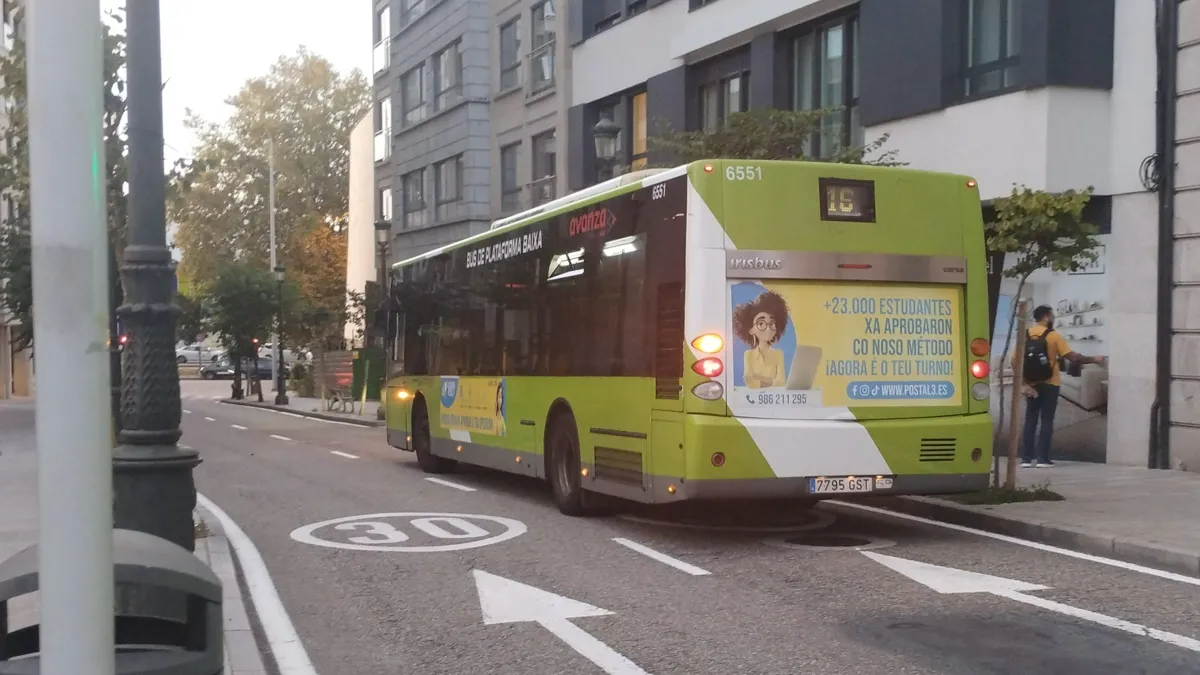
204,416,216,422
289,512,527,552
270,434,292,442
425,477,477,492
864,551,1200,653
473,569,652,675
231,424,247,430
330,450,359,459
612,538,711,576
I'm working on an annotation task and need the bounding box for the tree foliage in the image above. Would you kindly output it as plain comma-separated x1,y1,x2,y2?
0,8,128,350
202,263,278,364
169,48,369,315
645,108,903,167
175,292,206,344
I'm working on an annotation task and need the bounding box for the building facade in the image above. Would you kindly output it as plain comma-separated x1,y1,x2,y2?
372,0,570,265
566,0,1168,469
344,112,374,347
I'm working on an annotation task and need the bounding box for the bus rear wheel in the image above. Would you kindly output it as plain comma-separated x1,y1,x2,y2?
548,413,589,516
413,399,456,474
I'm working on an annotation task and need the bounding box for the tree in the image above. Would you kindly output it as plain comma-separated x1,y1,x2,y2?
0,7,128,350
169,48,369,311
986,184,1099,463
203,263,278,400
175,292,206,345
645,108,903,167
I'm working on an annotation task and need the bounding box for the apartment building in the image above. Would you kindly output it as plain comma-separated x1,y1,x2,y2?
565,0,1169,469
372,0,570,264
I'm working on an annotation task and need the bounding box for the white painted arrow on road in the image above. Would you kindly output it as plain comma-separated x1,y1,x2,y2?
471,570,652,675
862,551,1200,653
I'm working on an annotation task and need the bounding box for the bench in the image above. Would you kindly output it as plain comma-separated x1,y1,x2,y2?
313,350,356,414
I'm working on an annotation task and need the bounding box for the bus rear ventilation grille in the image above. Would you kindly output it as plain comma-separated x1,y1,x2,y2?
919,438,957,462
594,446,644,486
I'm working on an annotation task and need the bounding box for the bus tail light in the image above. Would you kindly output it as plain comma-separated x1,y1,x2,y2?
970,360,989,379
690,333,723,354
691,381,724,400
692,357,723,378
970,338,990,357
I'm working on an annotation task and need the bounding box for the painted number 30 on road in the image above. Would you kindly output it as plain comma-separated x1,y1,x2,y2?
289,512,528,552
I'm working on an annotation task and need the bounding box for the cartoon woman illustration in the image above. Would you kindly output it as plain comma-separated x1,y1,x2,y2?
733,290,790,389
494,380,507,436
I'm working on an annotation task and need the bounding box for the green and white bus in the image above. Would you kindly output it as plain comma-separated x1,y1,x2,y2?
382,159,993,515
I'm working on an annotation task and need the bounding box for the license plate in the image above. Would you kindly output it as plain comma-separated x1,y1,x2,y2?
809,476,875,494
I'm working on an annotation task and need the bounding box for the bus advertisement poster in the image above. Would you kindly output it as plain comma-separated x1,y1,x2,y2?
439,376,508,436
729,280,963,413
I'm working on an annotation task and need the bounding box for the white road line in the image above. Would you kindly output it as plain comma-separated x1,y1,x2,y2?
231,424,247,431
270,434,293,442
204,417,216,422
612,538,711,576
829,500,1200,587
425,477,477,492
330,451,359,459
996,588,1200,652
196,493,318,675
182,409,192,415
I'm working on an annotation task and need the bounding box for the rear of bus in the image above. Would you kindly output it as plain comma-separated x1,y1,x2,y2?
673,159,992,501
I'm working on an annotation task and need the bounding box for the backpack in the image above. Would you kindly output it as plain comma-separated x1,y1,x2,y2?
1023,328,1055,383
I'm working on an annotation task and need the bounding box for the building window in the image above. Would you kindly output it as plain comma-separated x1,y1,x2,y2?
379,187,393,223
374,96,392,162
530,131,556,206
401,169,428,229
500,143,521,213
373,7,391,75
699,74,748,131
400,0,426,30
965,0,1021,97
630,92,647,170
499,17,522,90
401,65,426,126
433,40,463,111
793,13,861,157
434,155,463,221
529,1,556,94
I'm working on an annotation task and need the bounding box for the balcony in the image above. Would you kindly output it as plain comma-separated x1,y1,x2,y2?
527,40,556,97
373,40,390,76
374,129,391,163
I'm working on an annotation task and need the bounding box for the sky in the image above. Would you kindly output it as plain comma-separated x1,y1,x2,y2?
103,0,373,164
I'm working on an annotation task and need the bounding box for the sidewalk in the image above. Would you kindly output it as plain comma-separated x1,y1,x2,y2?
220,390,383,427
0,401,268,672
869,461,1200,577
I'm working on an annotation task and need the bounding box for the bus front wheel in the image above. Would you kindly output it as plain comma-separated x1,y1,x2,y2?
413,399,456,474
548,413,588,516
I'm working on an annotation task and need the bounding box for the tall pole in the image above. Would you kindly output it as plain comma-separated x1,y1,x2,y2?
26,0,116,671
113,0,200,554
269,139,278,391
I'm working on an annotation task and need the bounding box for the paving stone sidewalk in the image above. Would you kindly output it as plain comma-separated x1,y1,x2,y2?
873,460,1200,577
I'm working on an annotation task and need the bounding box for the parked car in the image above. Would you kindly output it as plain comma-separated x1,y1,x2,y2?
199,357,286,381
176,342,224,365
258,343,312,363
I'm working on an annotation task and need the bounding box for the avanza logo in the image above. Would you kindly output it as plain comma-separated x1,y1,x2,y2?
569,209,612,237
728,257,783,271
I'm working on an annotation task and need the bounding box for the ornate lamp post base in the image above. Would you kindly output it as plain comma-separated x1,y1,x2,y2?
112,444,202,551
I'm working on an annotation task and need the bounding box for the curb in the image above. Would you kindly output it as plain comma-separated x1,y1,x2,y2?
861,495,1200,578
218,398,384,427
194,506,270,675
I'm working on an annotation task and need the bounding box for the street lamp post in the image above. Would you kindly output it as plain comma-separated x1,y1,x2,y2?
274,265,289,406
374,219,390,421
113,0,200,554
592,117,622,181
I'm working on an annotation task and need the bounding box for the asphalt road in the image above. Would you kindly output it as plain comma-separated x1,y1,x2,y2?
177,381,1200,675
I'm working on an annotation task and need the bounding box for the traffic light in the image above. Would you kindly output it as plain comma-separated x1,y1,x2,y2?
117,333,129,351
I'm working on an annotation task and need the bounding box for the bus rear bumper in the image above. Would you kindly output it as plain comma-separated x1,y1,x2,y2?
677,471,989,501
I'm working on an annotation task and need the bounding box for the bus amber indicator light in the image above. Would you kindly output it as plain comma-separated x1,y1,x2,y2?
966,179,978,188
691,334,723,354
970,360,989,379
692,357,723,378
970,338,990,356
704,164,714,173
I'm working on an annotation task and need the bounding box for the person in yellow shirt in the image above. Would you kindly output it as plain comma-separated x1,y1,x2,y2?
733,290,791,389
1012,305,1106,468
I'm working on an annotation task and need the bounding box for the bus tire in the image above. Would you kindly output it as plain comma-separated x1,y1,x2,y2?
547,413,588,516
413,398,456,474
